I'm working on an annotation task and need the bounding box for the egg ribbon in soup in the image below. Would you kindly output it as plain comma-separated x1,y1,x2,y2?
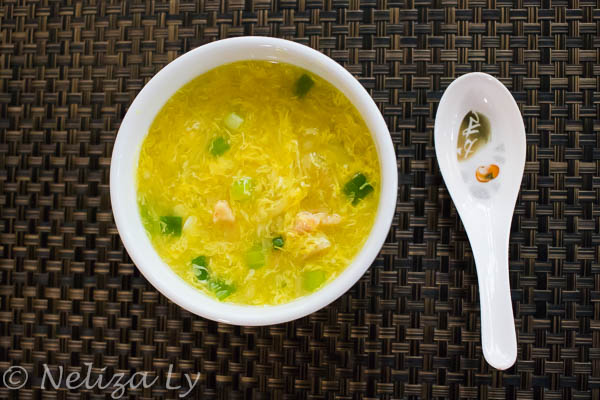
136,61,380,305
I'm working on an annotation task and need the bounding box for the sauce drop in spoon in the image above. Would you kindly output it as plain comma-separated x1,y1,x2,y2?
434,72,525,370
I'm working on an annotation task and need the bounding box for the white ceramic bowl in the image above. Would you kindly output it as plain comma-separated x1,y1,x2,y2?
110,37,398,325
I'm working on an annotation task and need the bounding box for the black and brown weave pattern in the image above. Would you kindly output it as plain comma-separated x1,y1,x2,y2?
1,0,599,399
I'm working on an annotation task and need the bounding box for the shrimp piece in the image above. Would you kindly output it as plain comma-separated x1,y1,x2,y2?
213,200,235,224
293,211,321,233
317,213,341,226
293,211,341,232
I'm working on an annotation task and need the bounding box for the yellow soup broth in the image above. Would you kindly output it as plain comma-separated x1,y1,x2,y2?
136,60,380,305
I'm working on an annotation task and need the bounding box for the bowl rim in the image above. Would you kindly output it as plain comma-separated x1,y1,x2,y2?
110,36,398,326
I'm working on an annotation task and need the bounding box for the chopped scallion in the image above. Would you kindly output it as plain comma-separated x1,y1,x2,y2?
246,244,266,269
209,279,235,300
302,270,326,292
209,137,230,156
224,112,244,130
231,177,253,201
272,236,285,250
294,74,314,98
343,173,374,205
159,216,182,236
192,256,209,281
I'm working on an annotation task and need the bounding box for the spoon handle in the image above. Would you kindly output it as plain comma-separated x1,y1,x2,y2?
470,224,517,370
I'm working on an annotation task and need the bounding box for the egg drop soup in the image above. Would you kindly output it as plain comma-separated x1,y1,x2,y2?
136,61,380,305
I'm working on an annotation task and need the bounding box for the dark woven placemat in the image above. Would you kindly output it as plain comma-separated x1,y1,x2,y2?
1,0,599,399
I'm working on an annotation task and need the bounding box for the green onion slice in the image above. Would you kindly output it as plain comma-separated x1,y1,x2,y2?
343,173,374,205
294,74,314,98
192,256,209,281
302,270,326,292
159,216,182,236
210,137,230,156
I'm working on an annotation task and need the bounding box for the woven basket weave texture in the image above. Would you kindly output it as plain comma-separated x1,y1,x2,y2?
0,1,598,399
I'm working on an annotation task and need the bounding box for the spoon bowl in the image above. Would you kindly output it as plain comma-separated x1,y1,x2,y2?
435,72,525,370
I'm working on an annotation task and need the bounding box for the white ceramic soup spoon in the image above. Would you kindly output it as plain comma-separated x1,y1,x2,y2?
434,72,525,370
